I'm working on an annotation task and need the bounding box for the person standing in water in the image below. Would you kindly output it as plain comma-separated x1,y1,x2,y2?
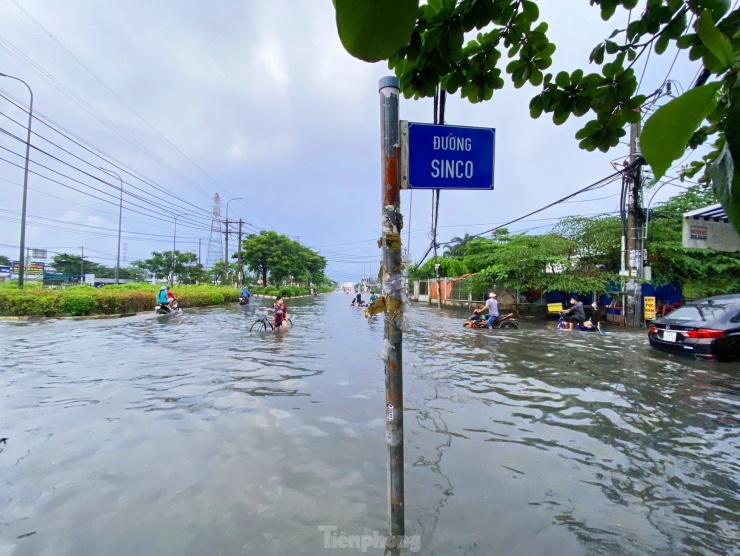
271,296,288,330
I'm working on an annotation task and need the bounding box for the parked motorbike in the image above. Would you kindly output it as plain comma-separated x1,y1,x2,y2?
464,312,520,329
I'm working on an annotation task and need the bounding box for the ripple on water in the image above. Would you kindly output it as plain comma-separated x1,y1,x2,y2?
0,296,738,555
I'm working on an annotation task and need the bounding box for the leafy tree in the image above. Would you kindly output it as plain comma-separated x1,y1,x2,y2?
0,255,10,266
645,185,740,292
241,231,327,286
554,215,622,269
443,233,474,257
408,256,469,280
133,251,204,284
50,253,111,277
463,231,614,295
333,0,740,231
211,259,241,284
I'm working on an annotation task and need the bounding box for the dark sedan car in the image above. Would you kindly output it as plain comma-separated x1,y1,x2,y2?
648,294,740,362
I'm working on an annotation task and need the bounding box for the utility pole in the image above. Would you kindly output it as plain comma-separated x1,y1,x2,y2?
625,121,644,328
80,246,84,281
379,76,404,539
198,238,201,266
433,87,445,309
237,219,243,287
224,218,229,285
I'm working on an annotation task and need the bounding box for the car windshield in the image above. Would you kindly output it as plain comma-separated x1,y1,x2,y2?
666,304,730,323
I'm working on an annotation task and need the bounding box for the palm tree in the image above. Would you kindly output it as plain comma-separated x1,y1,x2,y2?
443,233,473,257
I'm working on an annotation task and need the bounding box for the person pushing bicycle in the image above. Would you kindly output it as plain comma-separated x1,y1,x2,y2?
269,296,288,330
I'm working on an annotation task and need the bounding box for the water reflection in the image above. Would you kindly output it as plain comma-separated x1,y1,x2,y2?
0,294,737,555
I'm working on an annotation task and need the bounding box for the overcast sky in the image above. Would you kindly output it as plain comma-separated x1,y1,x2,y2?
0,1,706,283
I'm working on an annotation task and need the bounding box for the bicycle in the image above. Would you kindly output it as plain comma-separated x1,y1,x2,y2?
250,308,293,332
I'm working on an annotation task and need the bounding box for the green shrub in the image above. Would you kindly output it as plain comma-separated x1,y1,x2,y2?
177,288,224,307
0,284,247,316
0,290,63,316
61,294,96,316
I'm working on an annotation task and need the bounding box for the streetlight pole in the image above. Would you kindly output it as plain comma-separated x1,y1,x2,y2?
1,72,33,288
172,213,186,284
225,197,243,285
98,167,123,284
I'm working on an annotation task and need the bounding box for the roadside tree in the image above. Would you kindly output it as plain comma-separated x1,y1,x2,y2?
333,0,740,231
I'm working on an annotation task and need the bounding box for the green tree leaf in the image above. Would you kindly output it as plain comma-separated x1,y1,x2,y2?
711,144,740,233
641,82,722,181
696,9,734,70
711,84,740,233
336,0,420,62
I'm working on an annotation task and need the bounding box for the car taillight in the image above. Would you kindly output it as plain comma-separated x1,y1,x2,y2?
681,329,725,339
649,325,657,334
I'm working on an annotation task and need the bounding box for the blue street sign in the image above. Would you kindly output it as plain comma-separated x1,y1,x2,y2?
405,122,495,190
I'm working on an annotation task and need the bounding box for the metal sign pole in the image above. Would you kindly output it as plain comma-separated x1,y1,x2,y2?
379,76,404,538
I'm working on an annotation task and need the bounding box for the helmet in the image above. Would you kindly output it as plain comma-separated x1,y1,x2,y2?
160,286,166,291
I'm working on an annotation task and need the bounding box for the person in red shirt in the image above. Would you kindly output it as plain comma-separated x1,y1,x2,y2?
272,296,288,330
165,285,177,309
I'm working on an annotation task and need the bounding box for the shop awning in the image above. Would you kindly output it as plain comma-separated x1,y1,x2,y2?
682,204,740,252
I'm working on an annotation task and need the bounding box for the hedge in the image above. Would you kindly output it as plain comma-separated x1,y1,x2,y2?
0,284,243,317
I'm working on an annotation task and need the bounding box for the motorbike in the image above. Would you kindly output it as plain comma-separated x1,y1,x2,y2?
239,295,250,305
557,314,603,333
155,301,180,315
464,312,520,329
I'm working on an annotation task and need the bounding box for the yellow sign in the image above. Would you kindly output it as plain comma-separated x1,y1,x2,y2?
644,296,656,320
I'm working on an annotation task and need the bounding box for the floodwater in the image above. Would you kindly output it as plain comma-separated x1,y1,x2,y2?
0,293,738,555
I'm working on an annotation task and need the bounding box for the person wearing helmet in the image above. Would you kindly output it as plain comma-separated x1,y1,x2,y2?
157,286,170,312
474,292,499,328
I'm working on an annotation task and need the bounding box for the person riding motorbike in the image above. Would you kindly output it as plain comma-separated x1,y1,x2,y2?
241,286,251,303
157,286,171,313
561,296,585,330
474,292,499,328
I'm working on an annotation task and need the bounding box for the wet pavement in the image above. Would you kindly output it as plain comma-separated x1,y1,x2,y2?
1,293,738,555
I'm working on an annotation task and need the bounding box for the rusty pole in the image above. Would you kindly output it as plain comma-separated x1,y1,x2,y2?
379,76,404,537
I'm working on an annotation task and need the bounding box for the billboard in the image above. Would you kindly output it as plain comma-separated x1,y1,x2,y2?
12,261,45,276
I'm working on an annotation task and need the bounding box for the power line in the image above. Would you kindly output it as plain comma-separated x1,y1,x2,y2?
3,3,274,229
0,113,212,225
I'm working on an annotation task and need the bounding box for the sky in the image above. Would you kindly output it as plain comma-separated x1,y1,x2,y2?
0,0,709,284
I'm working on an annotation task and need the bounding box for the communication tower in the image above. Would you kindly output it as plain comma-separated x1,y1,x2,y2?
206,193,223,269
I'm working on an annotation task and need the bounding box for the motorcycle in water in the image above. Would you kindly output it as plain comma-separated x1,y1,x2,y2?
557,315,604,334
464,312,520,329
155,301,181,315
239,295,250,305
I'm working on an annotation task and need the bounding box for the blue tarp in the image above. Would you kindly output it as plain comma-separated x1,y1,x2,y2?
641,282,682,304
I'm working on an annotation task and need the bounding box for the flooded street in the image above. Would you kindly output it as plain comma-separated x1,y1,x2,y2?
1,293,738,555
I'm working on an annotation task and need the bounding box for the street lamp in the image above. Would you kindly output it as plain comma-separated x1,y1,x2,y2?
172,213,186,284
1,72,33,288
98,167,123,284
224,197,243,285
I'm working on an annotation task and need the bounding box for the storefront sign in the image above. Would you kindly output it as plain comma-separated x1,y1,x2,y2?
644,296,656,320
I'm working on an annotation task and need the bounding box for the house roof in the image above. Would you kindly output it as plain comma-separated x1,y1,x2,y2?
683,204,729,223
